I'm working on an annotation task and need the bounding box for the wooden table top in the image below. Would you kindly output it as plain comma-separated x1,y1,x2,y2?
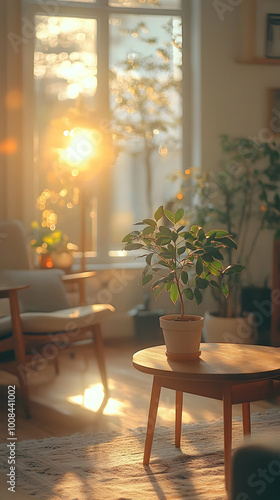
133,344,280,382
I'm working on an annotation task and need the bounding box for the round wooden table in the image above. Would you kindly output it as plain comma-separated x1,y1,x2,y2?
133,343,280,490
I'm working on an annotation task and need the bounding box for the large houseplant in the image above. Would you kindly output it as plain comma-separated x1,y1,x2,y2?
122,205,243,359
168,135,280,343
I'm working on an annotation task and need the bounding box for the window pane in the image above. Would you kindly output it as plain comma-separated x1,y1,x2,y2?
34,16,98,256
109,0,181,9
109,14,182,252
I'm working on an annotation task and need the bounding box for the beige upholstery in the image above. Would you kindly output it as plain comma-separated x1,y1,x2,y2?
0,220,115,417
0,220,30,270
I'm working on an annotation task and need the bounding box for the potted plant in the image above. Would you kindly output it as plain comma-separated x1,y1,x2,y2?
167,135,280,344
122,205,244,360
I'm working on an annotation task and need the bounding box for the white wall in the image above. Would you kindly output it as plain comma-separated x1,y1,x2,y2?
199,0,279,287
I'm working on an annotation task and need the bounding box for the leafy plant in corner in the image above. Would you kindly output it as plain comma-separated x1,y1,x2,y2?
122,206,244,320
168,135,280,317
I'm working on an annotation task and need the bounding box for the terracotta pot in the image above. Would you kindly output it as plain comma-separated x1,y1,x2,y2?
159,314,204,360
203,311,258,344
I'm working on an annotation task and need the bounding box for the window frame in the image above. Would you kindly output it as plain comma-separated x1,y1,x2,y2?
22,0,190,267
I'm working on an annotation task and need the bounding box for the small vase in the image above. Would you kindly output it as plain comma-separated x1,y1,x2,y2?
38,253,53,269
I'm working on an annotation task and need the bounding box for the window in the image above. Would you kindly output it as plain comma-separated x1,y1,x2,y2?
24,0,185,265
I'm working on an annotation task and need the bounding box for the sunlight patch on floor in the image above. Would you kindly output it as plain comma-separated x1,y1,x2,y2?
67,383,127,415
157,406,194,424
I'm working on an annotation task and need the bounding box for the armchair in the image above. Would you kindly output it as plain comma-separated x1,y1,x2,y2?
0,220,115,417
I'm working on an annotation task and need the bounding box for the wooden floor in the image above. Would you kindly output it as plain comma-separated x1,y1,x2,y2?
0,337,279,443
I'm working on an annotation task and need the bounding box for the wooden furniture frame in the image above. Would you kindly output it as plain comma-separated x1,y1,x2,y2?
133,343,280,491
0,272,111,418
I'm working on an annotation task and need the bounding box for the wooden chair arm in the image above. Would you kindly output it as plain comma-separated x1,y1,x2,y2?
0,285,29,299
61,271,95,283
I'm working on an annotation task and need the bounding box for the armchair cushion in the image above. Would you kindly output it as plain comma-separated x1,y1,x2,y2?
0,270,70,313
20,304,115,333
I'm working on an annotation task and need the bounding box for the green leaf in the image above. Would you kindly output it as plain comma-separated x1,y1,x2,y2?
142,265,149,276
154,205,164,221
201,253,214,263
142,274,153,286
196,256,203,276
197,228,205,241
183,288,194,300
221,283,229,297
142,226,154,236
146,253,153,265
195,277,209,289
122,233,134,243
177,225,185,233
177,246,185,256
216,237,237,250
181,270,188,284
206,229,231,238
190,225,199,233
154,282,165,299
174,208,184,224
223,264,245,275
163,208,175,223
204,247,224,260
156,236,172,245
204,262,221,276
170,283,179,303
158,260,170,268
185,241,196,251
184,231,195,242
212,259,223,270
209,280,219,289
159,225,172,236
152,278,168,290
165,282,172,291
194,287,203,306
125,243,144,250
143,238,152,245
142,218,156,227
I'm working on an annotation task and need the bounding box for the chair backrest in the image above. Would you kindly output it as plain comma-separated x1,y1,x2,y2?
0,269,70,312
0,220,30,270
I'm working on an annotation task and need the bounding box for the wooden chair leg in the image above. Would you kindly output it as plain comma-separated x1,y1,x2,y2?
9,290,31,418
223,383,232,492
175,391,183,448
143,376,161,466
92,323,108,395
242,402,251,437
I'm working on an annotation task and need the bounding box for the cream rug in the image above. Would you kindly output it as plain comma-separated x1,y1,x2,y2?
0,410,279,500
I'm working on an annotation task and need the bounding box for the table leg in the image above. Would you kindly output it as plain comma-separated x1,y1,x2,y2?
242,402,251,436
175,391,183,448
143,376,161,466
223,383,232,492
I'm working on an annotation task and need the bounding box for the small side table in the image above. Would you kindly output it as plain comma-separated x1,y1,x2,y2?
133,343,280,490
